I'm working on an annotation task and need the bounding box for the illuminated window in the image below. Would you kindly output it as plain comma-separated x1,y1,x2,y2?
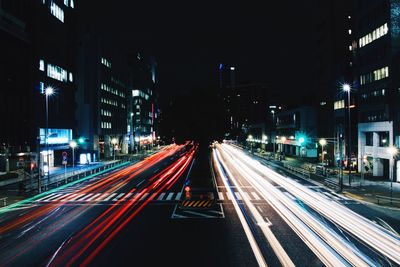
70,0,74,8
47,64,67,82
101,57,111,68
334,100,345,110
50,2,64,22
64,0,68,6
359,23,388,48
360,66,389,85
39,59,45,71
69,72,73,82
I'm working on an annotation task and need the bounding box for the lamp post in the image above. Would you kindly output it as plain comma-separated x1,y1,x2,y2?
343,83,352,186
388,146,398,204
319,138,327,165
111,138,118,160
69,140,77,169
44,87,53,189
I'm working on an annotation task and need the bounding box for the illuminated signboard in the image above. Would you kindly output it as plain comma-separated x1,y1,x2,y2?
40,128,72,145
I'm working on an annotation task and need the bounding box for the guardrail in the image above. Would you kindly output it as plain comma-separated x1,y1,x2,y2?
324,179,340,191
376,195,400,206
283,163,311,179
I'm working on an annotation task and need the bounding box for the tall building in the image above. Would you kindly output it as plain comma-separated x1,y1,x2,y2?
76,34,128,160
355,0,400,181
127,52,158,152
0,0,77,172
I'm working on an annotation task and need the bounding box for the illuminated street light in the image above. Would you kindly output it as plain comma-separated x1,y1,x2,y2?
44,86,54,190
343,83,352,186
69,140,77,168
319,139,327,164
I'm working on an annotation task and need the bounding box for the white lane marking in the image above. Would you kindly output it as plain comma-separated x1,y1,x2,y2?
36,193,57,202
166,192,174,200
157,192,166,200
175,192,182,200
256,206,263,213
85,193,102,202
251,192,261,200
218,192,224,200
113,193,125,201
136,180,146,187
76,193,94,201
139,193,149,201
103,193,117,201
234,192,242,200
226,192,232,200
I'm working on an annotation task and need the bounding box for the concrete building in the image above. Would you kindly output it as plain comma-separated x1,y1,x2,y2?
355,0,400,181
76,34,128,160
0,0,77,173
127,53,158,153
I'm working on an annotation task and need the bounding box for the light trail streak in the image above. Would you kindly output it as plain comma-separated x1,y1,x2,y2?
213,149,268,267
217,144,400,266
47,145,196,266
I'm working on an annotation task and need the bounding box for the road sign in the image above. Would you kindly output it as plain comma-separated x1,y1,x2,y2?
62,160,67,165
62,151,68,157
62,154,68,165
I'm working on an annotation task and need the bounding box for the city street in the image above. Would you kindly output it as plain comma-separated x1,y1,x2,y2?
1,142,399,266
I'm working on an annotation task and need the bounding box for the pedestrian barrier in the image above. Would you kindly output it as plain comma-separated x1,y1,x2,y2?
376,195,400,206
324,179,340,191
283,163,311,179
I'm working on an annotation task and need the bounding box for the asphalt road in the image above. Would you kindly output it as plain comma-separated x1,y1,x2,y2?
1,142,399,267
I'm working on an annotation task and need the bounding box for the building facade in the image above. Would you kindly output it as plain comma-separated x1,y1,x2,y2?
355,0,400,181
0,0,77,173
76,34,128,160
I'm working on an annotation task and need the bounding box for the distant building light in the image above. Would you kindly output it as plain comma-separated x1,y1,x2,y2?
230,66,235,71
39,59,45,71
269,105,277,108
348,29,352,35
69,72,73,82
320,101,327,106
348,15,351,19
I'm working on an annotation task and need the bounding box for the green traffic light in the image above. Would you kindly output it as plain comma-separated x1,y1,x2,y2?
78,137,85,143
298,137,305,144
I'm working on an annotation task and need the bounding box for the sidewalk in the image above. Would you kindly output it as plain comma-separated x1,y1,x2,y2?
254,152,400,214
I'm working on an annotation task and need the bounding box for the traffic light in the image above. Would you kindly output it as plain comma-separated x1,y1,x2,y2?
297,135,306,145
78,137,85,144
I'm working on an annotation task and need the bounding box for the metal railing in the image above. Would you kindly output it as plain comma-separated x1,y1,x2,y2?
283,163,311,179
0,197,7,207
376,195,400,206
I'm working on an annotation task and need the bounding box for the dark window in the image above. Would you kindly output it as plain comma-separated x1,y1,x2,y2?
365,132,373,146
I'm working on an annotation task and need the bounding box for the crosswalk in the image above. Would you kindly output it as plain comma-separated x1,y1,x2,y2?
32,190,265,204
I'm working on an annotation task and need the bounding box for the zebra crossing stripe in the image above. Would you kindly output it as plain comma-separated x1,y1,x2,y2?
175,192,182,201
251,192,261,200
85,193,102,202
121,193,133,201
218,192,224,200
35,193,57,202
76,193,94,201
166,192,174,200
68,194,86,202
157,192,166,200
113,193,125,201
93,193,110,202
61,194,77,202
241,192,251,201
44,193,64,202
103,193,117,201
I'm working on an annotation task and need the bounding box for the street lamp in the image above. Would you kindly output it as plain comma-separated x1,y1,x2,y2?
388,146,398,203
343,83,352,186
44,87,54,188
69,140,77,168
111,138,118,160
319,138,327,164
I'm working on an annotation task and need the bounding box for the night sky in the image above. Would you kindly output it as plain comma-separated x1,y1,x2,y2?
79,1,316,97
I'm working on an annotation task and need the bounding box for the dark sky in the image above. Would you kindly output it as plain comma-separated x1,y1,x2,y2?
80,1,316,96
